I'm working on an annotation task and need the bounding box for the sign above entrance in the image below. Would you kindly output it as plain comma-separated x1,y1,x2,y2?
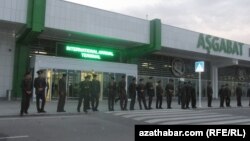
197,33,244,56
66,45,114,60
195,61,205,72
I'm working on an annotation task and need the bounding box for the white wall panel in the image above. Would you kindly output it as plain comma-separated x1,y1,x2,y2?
0,0,28,23
0,32,15,98
162,24,250,61
45,0,149,44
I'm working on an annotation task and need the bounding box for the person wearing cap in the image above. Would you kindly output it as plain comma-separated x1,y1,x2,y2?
190,82,196,109
224,84,231,107
207,82,213,107
20,72,33,116
34,70,47,113
91,74,101,111
165,79,174,109
156,80,163,109
137,78,148,110
128,77,137,110
118,75,128,110
57,74,67,112
146,77,154,110
236,83,243,107
108,76,116,111
77,75,91,113
219,84,225,108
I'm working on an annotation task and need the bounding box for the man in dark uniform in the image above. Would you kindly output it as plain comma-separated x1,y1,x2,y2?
247,86,250,107
181,82,187,109
224,84,231,107
177,81,182,105
77,75,91,113
191,83,197,109
57,74,67,112
108,76,116,111
165,79,174,109
129,77,137,110
91,74,101,111
219,85,225,108
236,83,243,107
156,80,163,109
137,78,148,110
186,81,192,109
118,75,128,110
20,72,33,116
34,70,47,113
207,82,213,107
146,77,154,109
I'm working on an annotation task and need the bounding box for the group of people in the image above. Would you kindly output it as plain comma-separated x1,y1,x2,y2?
20,70,101,116
20,70,48,116
107,76,177,111
20,71,250,116
218,83,244,108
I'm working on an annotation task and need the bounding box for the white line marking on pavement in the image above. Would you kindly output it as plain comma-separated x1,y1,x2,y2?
132,112,222,120
0,135,29,140
161,116,247,125
145,114,230,124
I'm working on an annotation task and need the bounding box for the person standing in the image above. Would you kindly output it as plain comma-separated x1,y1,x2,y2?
108,77,116,111
219,85,225,108
224,84,231,107
137,79,148,110
156,80,163,109
146,77,154,110
91,74,101,111
77,75,91,113
247,86,250,107
181,82,187,109
191,83,197,109
165,79,174,109
236,83,243,107
177,81,182,105
129,77,137,110
20,72,33,116
34,70,47,113
207,82,213,107
185,81,192,109
118,75,128,110
57,74,67,112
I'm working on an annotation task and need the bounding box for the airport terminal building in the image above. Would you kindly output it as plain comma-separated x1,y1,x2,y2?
1,0,250,100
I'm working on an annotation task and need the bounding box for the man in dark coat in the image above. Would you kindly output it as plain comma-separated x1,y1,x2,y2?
165,79,174,109
219,85,225,108
191,83,197,109
20,72,33,116
156,80,163,109
181,82,187,109
57,74,67,112
207,82,213,107
77,75,91,113
118,75,127,110
108,77,116,111
129,77,137,110
224,84,231,107
34,70,47,113
91,74,101,111
146,77,154,110
137,79,148,110
236,83,243,107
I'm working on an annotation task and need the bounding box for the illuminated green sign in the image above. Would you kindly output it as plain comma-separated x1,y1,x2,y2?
197,33,244,56
66,45,114,60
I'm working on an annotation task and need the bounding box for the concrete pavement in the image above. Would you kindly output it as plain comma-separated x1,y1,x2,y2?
0,97,249,117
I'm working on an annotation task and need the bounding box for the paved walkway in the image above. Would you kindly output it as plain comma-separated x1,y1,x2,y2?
0,98,249,117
